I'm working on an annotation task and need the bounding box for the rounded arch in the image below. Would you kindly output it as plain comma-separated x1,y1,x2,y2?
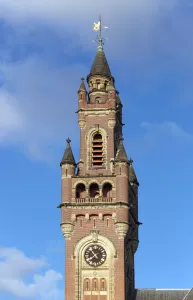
88,179,101,187
73,180,88,189
102,182,113,198
101,180,115,189
74,233,116,300
86,126,107,141
74,233,116,258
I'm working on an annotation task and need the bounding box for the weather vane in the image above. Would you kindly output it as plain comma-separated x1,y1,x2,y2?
92,15,108,50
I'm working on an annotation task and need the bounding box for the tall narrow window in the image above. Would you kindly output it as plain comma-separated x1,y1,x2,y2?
102,280,105,291
92,133,103,167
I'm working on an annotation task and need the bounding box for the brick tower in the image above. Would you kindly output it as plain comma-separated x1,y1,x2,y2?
59,37,140,300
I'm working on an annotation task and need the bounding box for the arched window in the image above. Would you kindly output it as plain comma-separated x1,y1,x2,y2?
102,183,112,198
89,183,100,198
92,133,103,167
84,278,90,291
100,278,106,291
76,183,86,198
92,278,98,291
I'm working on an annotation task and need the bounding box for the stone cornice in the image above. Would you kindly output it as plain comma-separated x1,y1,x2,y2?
72,174,116,178
76,108,116,113
57,201,130,210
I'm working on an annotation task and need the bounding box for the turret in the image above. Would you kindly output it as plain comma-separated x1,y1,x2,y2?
114,137,129,204
86,39,114,104
60,138,76,203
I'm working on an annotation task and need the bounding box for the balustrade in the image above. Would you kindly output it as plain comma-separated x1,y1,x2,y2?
75,197,112,204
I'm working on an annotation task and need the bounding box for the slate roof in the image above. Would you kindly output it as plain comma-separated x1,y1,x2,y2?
185,288,193,300
87,47,113,80
115,137,129,163
60,138,76,166
129,159,139,186
135,289,191,300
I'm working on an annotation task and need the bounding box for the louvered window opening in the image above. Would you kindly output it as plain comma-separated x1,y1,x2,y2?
92,134,103,167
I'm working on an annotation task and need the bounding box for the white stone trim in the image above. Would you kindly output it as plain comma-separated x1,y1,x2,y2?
74,233,116,300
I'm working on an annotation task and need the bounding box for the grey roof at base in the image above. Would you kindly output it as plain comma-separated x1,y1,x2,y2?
135,289,193,300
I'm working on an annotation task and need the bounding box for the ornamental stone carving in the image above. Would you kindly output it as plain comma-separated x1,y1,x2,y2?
61,222,74,239
90,229,99,242
78,120,86,129
115,222,129,238
108,119,116,128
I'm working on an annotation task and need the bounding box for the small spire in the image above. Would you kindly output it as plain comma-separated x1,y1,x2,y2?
115,136,129,163
60,138,76,166
129,158,139,186
78,77,87,93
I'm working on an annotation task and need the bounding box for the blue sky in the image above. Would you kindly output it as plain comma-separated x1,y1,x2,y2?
0,0,193,299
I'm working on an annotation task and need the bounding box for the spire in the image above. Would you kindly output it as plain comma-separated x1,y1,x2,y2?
60,138,76,167
78,77,87,93
87,48,112,81
115,137,129,163
129,159,139,186
87,16,113,82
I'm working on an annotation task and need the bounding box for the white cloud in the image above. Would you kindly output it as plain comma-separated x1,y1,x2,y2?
0,91,24,141
0,247,62,299
0,0,192,160
0,0,177,23
0,57,88,159
140,121,193,150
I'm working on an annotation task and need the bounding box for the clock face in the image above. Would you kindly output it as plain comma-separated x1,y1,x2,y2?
84,245,107,267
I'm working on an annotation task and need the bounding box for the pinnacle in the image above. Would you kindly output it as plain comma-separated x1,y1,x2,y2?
60,138,76,166
78,77,87,92
115,137,129,163
129,158,139,186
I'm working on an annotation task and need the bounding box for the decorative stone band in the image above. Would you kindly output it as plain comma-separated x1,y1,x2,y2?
61,222,74,239
115,222,129,239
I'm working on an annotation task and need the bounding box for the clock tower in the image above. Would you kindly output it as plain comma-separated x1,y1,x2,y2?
58,31,140,300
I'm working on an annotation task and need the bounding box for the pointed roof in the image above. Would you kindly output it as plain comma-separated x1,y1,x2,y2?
78,77,87,93
60,138,76,167
115,137,129,163
87,47,113,81
129,159,139,186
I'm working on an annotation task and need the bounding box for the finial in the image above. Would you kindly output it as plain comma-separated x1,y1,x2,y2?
92,15,108,51
81,77,84,81
129,158,134,165
66,137,71,144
